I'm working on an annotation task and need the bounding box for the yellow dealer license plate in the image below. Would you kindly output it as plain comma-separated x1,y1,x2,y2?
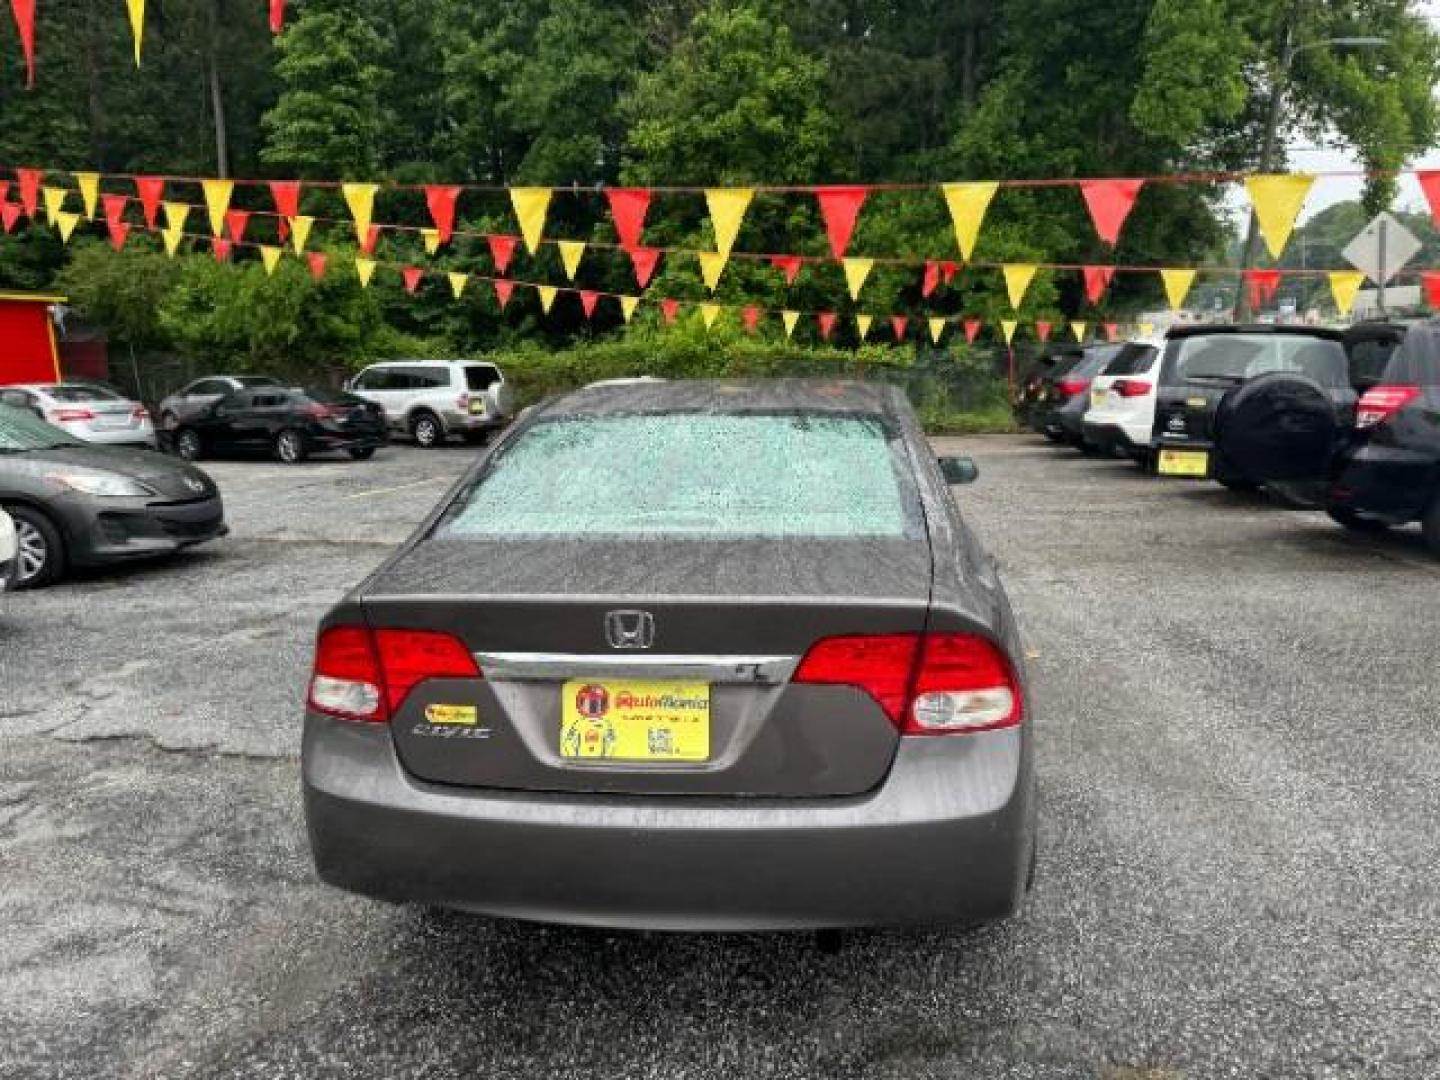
560,680,710,762
1091,388,1106,406
1158,449,1210,477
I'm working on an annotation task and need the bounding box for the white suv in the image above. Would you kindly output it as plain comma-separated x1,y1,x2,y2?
347,361,514,448
1082,338,1164,465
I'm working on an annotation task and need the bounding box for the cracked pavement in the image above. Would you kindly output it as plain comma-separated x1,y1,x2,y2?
1,438,1438,1079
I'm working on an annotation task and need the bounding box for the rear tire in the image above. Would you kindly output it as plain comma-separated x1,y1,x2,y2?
411,411,443,448
8,505,65,590
173,428,203,462
275,428,309,465
348,447,377,461
1326,507,1391,533
1422,497,1440,556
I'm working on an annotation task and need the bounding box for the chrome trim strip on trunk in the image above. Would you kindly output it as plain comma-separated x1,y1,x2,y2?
474,652,801,685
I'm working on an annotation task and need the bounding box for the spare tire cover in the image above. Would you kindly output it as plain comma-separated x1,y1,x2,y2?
1214,371,1340,483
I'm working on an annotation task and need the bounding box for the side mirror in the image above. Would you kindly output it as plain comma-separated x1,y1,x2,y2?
938,456,980,485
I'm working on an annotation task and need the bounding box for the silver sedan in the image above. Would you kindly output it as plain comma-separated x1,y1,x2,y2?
0,383,156,448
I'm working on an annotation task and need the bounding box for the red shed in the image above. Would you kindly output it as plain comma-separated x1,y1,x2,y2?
0,292,64,386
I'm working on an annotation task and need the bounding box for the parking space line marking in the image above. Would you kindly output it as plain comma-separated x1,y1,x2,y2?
344,477,452,500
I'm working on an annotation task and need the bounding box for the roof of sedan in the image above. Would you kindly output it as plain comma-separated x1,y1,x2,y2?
537,378,908,418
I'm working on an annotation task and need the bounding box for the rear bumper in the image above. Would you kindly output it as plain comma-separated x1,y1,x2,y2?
441,409,506,433
303,714,1034,931
1331,445,1440,522
1083,419,1150,456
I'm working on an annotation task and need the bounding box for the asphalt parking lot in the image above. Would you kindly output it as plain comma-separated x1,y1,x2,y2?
2,436,1438,1079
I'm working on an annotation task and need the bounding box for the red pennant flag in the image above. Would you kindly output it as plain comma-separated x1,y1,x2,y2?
493,279,515,309
269,180,301,220
1417,172,1440,229
134,177,164,230
580,290,599,319
277,218,290,244
425,185,461,245
1080,179,1144,247
629,246,661,289
488,234,518,275
212,238,233,264
742,306,760,334
817,312,837,341
891,316,909,341
101,193,127,232
1103,322,1119,342
606,188,651,252
10,0,36,87
963,319,982,344
1082,265,1115,305
941,261,959,284
225,209,251,244
360,225,382,256
306,252,327,281
660,298,680,325
1035,320,1052,343
1244,269,1281,309
108,223,130,253
815,186,867,259
769,254,802,285
1,202,20,233
269,0,287,34
402,266,424,294
921,261,940,298
1421,271,1440,308
16,168,41,218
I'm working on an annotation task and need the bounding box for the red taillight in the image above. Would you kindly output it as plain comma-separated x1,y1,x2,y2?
1057,377,1089,397
457,392,470,411
1114,379,1152,398
794,632,1021,736
49,408,95,423
307,625,480,722
1356,385,1420,429
131,405,149,421
307,404,343,419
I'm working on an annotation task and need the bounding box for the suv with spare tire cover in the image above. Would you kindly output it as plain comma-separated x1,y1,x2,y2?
1151,324,1355,489
1212,320,1440,554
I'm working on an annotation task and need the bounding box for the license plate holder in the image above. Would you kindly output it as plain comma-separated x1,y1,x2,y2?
560,679,710,762
1158,449,1210,477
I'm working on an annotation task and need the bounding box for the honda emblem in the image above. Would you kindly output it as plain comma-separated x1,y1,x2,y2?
605,610,655,650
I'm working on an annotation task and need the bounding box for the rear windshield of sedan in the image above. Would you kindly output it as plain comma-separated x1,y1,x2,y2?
439,413,922,538
45,384,125,402
1166,334,1348,387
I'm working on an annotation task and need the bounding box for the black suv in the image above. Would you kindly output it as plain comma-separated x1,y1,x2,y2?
1212,320,1439,554
1150,325,1353,490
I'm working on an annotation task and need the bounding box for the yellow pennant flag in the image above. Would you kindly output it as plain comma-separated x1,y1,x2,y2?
782,310,800,339
290,215,314,254
1070,321,1088,342
698,251,728,292
41,186,67,222
1001,319,1019,345
1245,174,1314,259
941,181,998,260
448,272,468,300
928,317,947,345
558,240,585,281
1002,264,1038,310
620,296,640,323
842,257,873,301
1328,270,1366,316
162,227,184,257
423,229,441,255
355,257,376,288
1140,322,1156,337
537,285,557,313
1160,268,1196,311
55,211,80,244
126,0,145,65
74,172,100,219
510,188,552,255
700,302,721,329
705,188,753,259
856,314,873,339
201,179,233,237
163,201,190,233
260,246,282,275
342,183,378,246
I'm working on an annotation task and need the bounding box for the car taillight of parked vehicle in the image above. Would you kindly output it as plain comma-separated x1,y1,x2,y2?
1057,378,1089,398
1356,385,1421,429
307,625,480,722
306,404,345,420
131,406,149,421
794,632,1021,736
1113,379,1152,398
49,408,95,423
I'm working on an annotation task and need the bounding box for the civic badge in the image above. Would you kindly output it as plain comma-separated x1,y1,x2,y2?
605,610,655,650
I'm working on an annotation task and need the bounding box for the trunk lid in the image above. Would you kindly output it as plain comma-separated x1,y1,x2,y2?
362,535,932,796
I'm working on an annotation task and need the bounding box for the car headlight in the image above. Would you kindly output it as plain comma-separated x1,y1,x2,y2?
46,472,158,498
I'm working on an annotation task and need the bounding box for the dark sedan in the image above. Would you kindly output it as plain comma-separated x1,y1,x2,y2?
0,405,227,589
303,379,1036,931
172,386,386,465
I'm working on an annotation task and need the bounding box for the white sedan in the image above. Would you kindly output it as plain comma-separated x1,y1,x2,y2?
0,382,156,448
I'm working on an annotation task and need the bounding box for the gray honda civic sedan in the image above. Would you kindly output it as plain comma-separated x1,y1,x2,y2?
302,380,1036,930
